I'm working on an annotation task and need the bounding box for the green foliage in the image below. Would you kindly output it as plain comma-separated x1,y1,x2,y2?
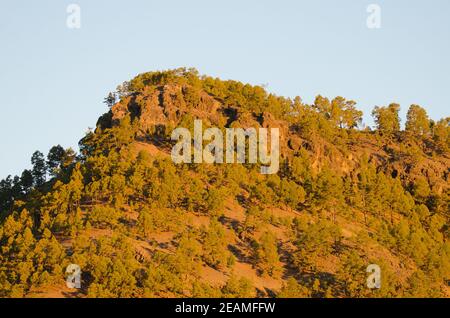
336,250,369,297
191,281,222,298
204,188,226,216
313,167,345,215
201,220,230,270
372,103,401,135
20,170,33,193
243,206,272,235
31,151,47,187
406,105,430,136
278,178,306,210
47,145,66,177
104,92,117,108
277,277,311,298
412,176,431,202
221,274,254,298
432,117,450,152
314,95,363,129
0,210,64,297
252,231,280,277
291,217,341,273
138,207,183,236
88,206,122,228
72,235,140,298
0,68,448,298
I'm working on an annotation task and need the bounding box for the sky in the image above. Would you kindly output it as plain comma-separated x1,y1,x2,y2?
0,0,449,178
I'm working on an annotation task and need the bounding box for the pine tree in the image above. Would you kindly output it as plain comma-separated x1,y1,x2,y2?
372,103,401,135
277,277,310,298
405,105,430,136
202,220,229,269
31,151,47,187
20,170,33,193
336,250,368,297
222,274,254,298
47,145,66,177
104,92,117,108
432,117,450,152
253,231,280,277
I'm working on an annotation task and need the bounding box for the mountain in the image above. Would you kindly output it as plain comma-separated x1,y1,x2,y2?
0,68,449,298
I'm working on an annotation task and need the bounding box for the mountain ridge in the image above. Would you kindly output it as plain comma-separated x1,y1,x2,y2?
0,68,449,298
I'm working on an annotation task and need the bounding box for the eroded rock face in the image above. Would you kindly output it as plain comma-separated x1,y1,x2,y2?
101,82,450,194
260,111,290,156
109,84,225,133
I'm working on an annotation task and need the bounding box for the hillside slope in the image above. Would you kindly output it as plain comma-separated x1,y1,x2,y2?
0,68,449,298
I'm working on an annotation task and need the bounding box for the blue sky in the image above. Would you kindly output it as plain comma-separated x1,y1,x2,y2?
0,0,449,178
